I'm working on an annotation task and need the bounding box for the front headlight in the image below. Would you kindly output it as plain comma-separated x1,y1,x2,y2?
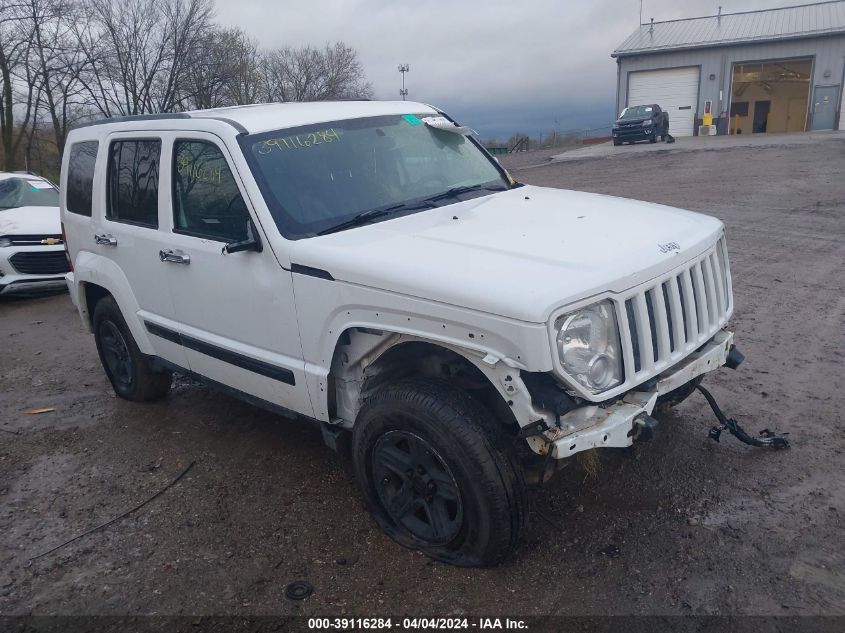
555,300,623,394
642,120,653,127
0,236,12,247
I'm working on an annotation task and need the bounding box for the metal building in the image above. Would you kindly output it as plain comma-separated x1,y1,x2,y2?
612,1,845,136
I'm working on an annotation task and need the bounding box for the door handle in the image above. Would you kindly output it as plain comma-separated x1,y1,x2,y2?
94,233,117,246
159,249,191,265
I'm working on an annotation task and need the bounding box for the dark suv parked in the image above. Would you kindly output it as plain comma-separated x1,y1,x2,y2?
612,104,669,145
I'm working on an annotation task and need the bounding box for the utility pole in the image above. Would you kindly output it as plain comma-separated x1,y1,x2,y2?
639,0,643,25
398,64,409,100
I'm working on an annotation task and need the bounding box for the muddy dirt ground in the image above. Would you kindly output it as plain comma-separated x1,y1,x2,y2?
1,138,843,618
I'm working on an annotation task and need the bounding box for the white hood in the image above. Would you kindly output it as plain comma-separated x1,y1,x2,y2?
290,185,724,323
0,205,61,236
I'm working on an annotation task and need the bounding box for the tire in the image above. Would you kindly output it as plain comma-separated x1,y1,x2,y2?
92,296,172,401
352,379,526,567
649,134,657,143
613,140,621,146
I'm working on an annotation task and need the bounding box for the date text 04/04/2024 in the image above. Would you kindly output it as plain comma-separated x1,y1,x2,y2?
307,617,528,630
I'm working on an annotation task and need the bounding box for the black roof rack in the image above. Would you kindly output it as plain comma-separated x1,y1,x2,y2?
74,111,250,135
75,112,191,129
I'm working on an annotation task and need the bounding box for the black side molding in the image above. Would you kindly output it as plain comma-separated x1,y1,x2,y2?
147,355,310,423
144,321,295,385
144,321,182,345
290,263,334,281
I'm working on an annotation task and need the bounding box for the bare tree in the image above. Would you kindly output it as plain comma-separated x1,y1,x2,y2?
181,26,262,110
80,0,214,116
2,0,375,174
264,42,373,103
0,0,38,170
22,0,92,158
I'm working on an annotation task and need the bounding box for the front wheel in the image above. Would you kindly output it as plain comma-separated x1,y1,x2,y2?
352,379,526,567
93,296,172,401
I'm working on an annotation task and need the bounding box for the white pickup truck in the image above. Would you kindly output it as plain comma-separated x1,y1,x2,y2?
61,101,741,566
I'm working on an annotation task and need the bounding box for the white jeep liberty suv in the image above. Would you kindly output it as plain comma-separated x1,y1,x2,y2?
61,101,738,567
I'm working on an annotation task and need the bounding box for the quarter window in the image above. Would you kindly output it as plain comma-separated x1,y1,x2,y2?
172,140,249,242
107,139,161,227
66,141,98,216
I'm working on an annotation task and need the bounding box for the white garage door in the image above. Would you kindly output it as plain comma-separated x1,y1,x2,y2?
628,67,700,137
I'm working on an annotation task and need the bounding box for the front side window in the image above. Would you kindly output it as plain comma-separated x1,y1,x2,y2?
107,139,161,227
241,114,508,238
0,177,59,211
67,141,99,216
172,140,249,242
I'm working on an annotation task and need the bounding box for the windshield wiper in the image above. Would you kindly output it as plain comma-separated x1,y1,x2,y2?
316,200,436,236
424,183,508,204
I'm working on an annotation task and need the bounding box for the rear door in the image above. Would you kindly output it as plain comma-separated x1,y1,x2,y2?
156,132,311,415
96,132,189,367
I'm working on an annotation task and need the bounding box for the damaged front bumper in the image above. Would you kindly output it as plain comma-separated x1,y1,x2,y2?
532,329,735,458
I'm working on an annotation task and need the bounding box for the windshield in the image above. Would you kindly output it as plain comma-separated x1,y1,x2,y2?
241,114,509,238
0,177,59,210
619,105,654,119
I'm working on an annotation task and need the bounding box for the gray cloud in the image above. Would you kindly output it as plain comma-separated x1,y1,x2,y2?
215,0,811,137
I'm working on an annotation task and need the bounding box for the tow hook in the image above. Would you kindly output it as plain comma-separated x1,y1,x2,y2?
630,413,659,442
696,385,790,449
725,345,745,370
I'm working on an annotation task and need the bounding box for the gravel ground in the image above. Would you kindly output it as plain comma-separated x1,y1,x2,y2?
1,137,843,618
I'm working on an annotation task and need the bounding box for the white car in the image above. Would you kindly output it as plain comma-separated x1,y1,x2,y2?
0,172,68,295
62,101,741,566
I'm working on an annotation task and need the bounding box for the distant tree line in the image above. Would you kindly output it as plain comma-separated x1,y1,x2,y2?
483,130,585,153
0,0,373,175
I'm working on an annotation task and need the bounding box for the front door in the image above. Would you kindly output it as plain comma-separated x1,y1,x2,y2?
156,132,312,416
811,85,839,130
753,101,771,133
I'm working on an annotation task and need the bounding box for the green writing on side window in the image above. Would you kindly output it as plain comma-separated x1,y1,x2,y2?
177,153,223,185
256,129,342,154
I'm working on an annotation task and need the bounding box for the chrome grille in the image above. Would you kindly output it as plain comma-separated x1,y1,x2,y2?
0,234,62,246
620,237,732,380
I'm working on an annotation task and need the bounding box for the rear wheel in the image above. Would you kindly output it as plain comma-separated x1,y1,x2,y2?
352,379,526,567
613,140,621,146
93,296,172,401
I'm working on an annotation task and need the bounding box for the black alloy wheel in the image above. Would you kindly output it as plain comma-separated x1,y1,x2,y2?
98,319,135,390
92,296,172,401
371,429,463,545
352,378,527,567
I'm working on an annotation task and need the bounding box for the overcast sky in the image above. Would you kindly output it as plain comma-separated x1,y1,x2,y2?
215,0,813,138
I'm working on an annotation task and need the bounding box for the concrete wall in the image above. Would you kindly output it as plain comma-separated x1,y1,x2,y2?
615,34,845,131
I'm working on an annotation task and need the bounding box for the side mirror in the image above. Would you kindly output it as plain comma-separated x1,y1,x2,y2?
223,219,263,254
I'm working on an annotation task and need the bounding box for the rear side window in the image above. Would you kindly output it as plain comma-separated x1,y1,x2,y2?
66,141,98,216
172,140,249,242
107,139,161,227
